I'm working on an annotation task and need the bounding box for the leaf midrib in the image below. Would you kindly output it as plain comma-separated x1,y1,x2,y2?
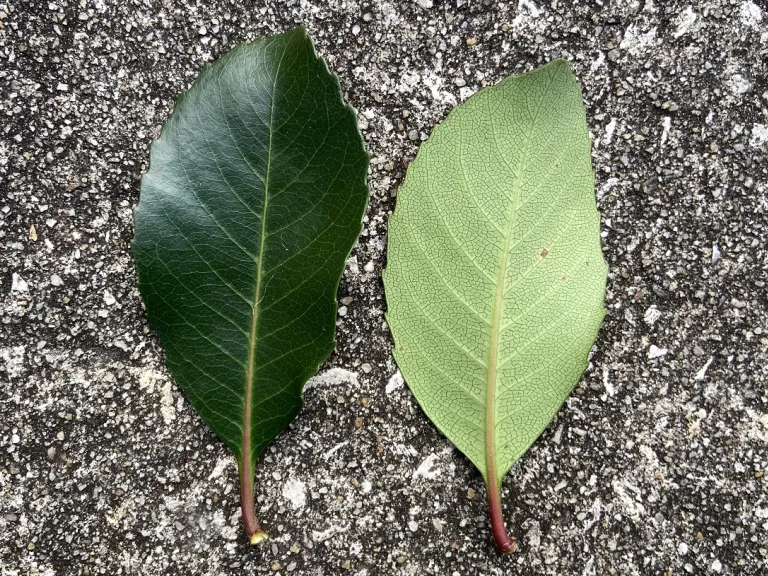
243,40,288,474
484,79,548,487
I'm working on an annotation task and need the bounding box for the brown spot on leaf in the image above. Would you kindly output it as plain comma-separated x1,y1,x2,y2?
540,248,549,258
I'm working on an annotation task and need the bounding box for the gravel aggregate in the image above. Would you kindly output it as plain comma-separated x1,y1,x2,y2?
1,1,767,575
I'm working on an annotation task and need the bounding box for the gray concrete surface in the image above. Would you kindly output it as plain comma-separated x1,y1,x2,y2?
1,1,767,574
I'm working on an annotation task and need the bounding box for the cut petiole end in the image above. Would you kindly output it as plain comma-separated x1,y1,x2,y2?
240,462,267,546
487,481,518,554
495,533,518,554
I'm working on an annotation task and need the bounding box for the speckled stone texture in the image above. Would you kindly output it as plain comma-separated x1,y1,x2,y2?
1,1,766,575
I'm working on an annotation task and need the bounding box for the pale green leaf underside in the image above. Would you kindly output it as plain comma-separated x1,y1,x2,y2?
383,60,607,487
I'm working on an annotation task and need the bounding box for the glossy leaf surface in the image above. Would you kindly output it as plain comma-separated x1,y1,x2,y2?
383,60,606,551
133,27,369,542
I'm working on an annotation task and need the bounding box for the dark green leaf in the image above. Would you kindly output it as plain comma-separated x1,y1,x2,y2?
132,27,369,543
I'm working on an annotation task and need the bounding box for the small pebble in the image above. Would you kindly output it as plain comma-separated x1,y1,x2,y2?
648,345,668,359
712,244,721,264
